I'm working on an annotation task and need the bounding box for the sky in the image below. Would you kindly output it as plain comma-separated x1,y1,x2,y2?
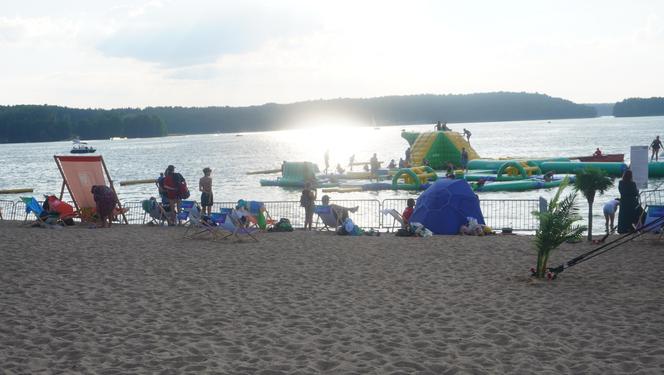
1,0,663,108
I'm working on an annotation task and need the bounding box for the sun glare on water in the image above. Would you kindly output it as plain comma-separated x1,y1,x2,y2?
274,115,377,168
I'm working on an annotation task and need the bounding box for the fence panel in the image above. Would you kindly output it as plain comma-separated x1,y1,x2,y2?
121,201,147,225
383,198,540,232
3,197,541,231
479,199,539,231
640,189,664,207
0,200,16,220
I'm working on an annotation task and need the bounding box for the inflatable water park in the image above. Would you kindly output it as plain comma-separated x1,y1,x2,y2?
256,128,664,193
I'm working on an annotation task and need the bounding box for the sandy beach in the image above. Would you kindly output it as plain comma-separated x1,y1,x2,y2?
1,221,663,374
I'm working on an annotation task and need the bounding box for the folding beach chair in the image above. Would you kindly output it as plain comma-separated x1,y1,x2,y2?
21,196,46,225
381,208,406,232
245,200,275,230
642,205,664,237
315,205,342,231
142,198,167,225
181,203,226,240
53,155,128,224
177,200,197,224
215,208,259,242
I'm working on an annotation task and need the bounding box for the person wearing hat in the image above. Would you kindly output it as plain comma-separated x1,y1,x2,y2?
199,167,213,216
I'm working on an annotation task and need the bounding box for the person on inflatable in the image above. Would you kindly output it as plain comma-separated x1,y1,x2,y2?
593,148,603,157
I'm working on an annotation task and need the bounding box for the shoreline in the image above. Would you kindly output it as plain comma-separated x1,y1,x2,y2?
2,222,663,373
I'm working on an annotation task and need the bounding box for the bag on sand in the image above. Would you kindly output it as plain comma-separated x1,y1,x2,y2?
269,218,294,232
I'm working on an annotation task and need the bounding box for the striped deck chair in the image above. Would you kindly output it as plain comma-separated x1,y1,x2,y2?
215,208,259,242
245,200,275,230
53,155,128,224
181,203,226,240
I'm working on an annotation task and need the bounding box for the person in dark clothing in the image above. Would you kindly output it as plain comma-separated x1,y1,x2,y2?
651,136,663,161
617,170,641,234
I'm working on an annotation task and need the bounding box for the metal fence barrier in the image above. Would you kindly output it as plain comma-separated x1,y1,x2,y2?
1,197,541,231
640,189,664,208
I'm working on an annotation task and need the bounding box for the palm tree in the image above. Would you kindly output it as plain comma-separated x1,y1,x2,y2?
574,168,614,241
532,177,585,279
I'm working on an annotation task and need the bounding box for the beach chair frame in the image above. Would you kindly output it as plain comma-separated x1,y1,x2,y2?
315,205,341,231
220,209,259,242
381,208,405,232
53,155,128,224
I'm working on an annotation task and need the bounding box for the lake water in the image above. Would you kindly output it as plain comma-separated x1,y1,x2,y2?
1,116,663,226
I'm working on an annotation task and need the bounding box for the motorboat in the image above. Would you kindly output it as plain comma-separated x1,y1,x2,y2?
576,153,624,162
70,139,96,154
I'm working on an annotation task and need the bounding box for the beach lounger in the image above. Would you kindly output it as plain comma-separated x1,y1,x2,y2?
245,200,275,230
21,196,46,225
177,200,197,224
315,205,341,231
215,208,259,242
381,208,406,231
54,155,128,224
142,198,167,225
182,203,225,240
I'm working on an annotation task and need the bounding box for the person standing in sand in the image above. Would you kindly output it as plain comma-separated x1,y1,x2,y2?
618,170,640,234
199,167,213,216
300,182,317,230
163,165,182,225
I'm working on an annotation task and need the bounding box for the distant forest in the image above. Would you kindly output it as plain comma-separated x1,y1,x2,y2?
0,92,597,143
140,92,597,135
0,106,167,143
613,98,664,117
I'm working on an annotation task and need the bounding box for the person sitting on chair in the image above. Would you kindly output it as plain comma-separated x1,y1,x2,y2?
402,198,415,227
321,195,358,224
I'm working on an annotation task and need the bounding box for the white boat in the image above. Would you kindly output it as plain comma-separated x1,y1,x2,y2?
70,139,96,154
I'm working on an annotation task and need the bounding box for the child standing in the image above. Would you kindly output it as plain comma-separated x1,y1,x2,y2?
199,167,213,216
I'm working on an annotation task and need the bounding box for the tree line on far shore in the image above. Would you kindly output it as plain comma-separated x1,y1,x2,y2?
0,105,167,143
613,97,664,117
0,92,608,143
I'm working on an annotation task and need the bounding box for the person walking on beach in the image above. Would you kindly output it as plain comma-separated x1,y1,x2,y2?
300,182,317,230
463,128,472,143
199,167,213,216
349,154,355,171
651,136,663,161
460,147,469,173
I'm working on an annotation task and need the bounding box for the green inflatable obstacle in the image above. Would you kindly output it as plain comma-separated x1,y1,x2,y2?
260,161,320,187
401,131,479,170
539,162,627,177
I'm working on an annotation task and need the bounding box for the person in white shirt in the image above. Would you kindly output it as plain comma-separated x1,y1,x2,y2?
603,198,620,233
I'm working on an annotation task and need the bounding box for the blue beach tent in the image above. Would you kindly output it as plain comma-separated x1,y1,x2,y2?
410,179,485,235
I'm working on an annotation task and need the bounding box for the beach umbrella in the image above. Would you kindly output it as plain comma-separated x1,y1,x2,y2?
410,179,484,235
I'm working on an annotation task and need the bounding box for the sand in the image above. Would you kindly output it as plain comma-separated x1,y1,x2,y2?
1,221,664,374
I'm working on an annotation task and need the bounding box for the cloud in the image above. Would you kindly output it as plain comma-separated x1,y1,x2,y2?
166,65,220,80
97,2,319,67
